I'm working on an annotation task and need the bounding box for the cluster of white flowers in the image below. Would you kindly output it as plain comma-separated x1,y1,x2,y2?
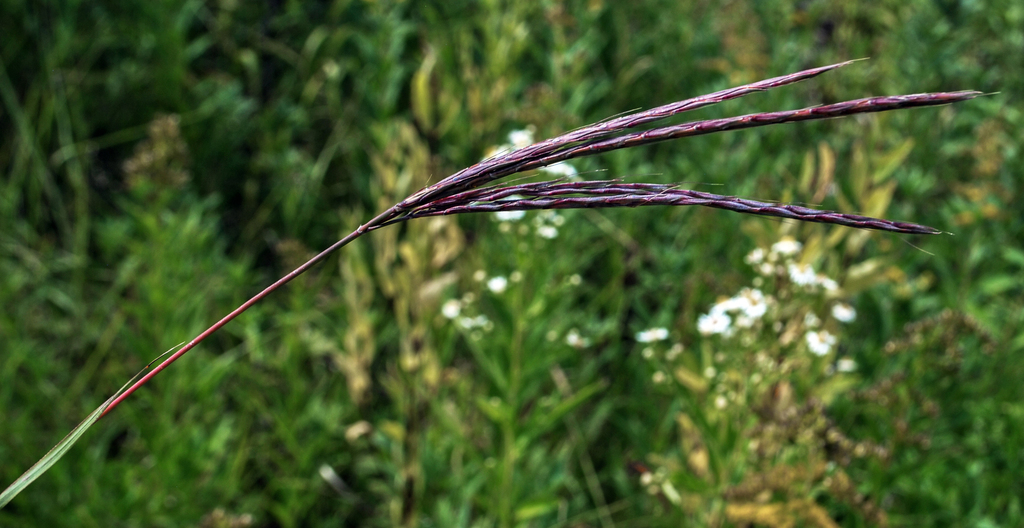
635,327,670,343
441,271,513,334
457,314,492,331
784,261,842,291
441,295,493,333
745,238,841,291
698,288,771,336
696,237,864,362
533,210,564,239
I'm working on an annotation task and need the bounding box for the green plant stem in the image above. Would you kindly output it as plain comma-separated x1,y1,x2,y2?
500,275,529,528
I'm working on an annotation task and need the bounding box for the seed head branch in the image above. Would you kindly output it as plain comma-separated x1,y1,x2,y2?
401,60,858,207
390,181,941,235
510,91,980,177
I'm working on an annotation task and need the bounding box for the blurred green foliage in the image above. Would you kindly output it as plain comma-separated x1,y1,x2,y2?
1,0,1021,526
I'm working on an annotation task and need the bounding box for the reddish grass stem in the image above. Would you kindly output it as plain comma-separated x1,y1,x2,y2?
100,207,401,416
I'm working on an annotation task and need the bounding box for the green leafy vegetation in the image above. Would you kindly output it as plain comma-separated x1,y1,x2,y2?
1,1,1021,526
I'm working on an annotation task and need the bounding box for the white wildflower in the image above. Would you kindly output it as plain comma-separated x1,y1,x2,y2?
703,366,717,378
565,329,590,349
652,371,666,384
487,276,508,293
770,238,802,259
712,296,750,314
804,312,821,328
745,247,765,265
508,128,534,149
738,288,768,319
509,271,522,282
494,210,526,222
666,343,684,361
568,274,582,286
836,358,857,372
715,395,728,409
641,347,654,359
788,262,818,286
441,300,461,319
709,290,765,330
832,302,856,323
536,225,558,239
636,327,670,343
757,263,775,276
805,330,837,356
473,270,486,282
697,311,732,336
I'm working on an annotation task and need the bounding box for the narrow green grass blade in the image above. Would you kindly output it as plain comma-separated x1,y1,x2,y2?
0,394,114,509
0,343,183,510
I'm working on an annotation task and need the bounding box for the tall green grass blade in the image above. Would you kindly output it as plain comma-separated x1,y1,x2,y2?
0,394,112,509
0,343,183,510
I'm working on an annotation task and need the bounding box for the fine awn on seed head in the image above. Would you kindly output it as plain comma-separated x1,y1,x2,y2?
0,60,979,509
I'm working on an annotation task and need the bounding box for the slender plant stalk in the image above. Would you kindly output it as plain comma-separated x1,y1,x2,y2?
0,61,978,508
